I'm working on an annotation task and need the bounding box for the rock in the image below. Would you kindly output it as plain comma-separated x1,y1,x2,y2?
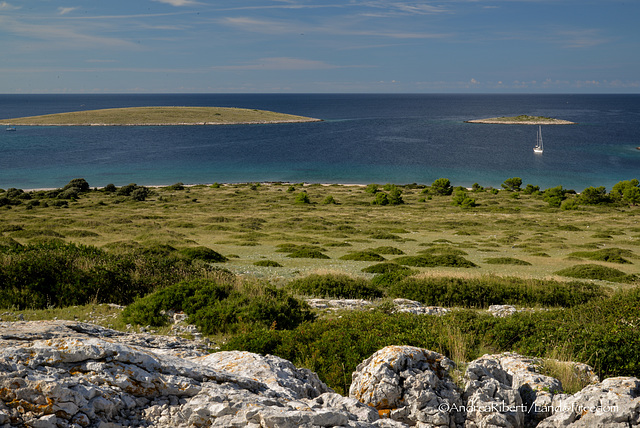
488,305,518,317
392,299,450,316
349,345,463,427
538,377,640,427
463,355,525,428
0,321,391,428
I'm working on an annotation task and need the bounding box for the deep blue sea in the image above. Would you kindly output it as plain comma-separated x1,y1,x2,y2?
1,93,639,190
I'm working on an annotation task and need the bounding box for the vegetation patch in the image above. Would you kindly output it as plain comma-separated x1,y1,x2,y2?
288,273,384,300
253,260,283,267
555,264,637,283
484,257,532,266
339,251,386,262
388,275,603,308
370,246,405,255
567,248,634,264
121,279,314,334
394,254,477,268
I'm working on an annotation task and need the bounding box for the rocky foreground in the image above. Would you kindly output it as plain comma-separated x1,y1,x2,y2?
1,321,639,428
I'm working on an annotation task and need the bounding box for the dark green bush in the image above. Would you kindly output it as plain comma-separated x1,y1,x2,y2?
295,192,311,204
388,275,604,308
567,248,634,264
122,279,314,334
288,273,384,299
179,246,227,263
339,251,385,262
370,246,404,255
286,249,330,259
394,254,477,268
502,177,522,192
484,257,532,266
555,264,637,283
428,178,453,196
254,260,283,267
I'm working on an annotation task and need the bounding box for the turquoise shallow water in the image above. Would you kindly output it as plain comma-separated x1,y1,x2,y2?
1,93,639,190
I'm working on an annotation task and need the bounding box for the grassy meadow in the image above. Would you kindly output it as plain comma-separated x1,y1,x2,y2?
1,179,639,393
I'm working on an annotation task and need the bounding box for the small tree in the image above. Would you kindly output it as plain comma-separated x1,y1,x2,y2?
429,178,453,196
295,192,311,204
386,185,404,205
452,190,476,208
501,177,522,192
371,192,389,205
579,186,609,205
543,185,568,207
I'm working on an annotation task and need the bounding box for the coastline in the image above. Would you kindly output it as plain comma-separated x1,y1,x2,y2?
465,118,575,125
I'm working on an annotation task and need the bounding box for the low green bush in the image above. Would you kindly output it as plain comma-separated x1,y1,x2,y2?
286,249,330,259
370,246,404,255
122,279,314,334
394,254,477,268
339,251,385,262
254,260,283,267
288,273,384,299
484,257,532,266
179,246,227,263
555,264,637,283
388,275,605,308
567,248,634,264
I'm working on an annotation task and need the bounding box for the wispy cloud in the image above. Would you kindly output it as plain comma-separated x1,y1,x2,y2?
152,0,200,6
220,16,449,39
0,1,20,11
0,16,139,49
554,29,611,48
58,7,78,15
211,57,365,70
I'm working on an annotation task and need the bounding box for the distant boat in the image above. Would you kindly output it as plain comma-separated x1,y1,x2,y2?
533,125,543,154
5,126,16,131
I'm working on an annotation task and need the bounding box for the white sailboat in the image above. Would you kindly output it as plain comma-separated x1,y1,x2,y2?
533,125,543,154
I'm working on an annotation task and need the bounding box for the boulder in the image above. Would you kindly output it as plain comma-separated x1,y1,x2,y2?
349,345,463,427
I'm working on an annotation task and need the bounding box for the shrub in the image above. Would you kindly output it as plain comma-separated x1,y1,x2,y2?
394,254,477,268
288,273,384,299
579,186,609,205
523,184,540,195
286,249,330,259
484,257,532,266
555,264,637,283
104,183,117,192
388,275,604,308
122,279,314,334
63,178,90,193
543,186,569,207
166,182,185,190
386,185,404,205
131,187,150,201
323,195,337,204
295,192,311,204
428,178,453,196
339,251,385,262
502,177,522,192
567,248,633,264
365,184,379,194
452,190,476,208
254,260,283,267
371,192,389,205
370,246,404,255
179,246,227,263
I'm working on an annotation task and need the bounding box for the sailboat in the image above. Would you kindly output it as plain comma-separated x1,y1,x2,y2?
533,125,543,154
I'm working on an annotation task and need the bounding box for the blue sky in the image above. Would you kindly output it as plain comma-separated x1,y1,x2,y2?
1,0,638,93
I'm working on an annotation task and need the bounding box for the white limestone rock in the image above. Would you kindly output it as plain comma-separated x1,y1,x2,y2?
349,345,463,427
538,376,640,428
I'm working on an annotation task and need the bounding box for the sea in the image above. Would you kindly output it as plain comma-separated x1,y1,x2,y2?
1,93,639,191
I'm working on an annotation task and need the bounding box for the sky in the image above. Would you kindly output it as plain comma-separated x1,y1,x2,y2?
0,0,638,94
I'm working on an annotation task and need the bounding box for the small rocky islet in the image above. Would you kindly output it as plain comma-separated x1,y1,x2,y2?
465,115,575,125
1,318,637,428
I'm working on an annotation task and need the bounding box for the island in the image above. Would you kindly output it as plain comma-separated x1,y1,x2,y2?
465,115,575,125
0,106,322,126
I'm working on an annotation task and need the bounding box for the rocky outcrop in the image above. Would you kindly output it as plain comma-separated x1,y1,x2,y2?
0,321,637,428
349,345,463,427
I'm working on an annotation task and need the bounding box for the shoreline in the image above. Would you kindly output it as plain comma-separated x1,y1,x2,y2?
2,119,322,127
465,118,575,125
